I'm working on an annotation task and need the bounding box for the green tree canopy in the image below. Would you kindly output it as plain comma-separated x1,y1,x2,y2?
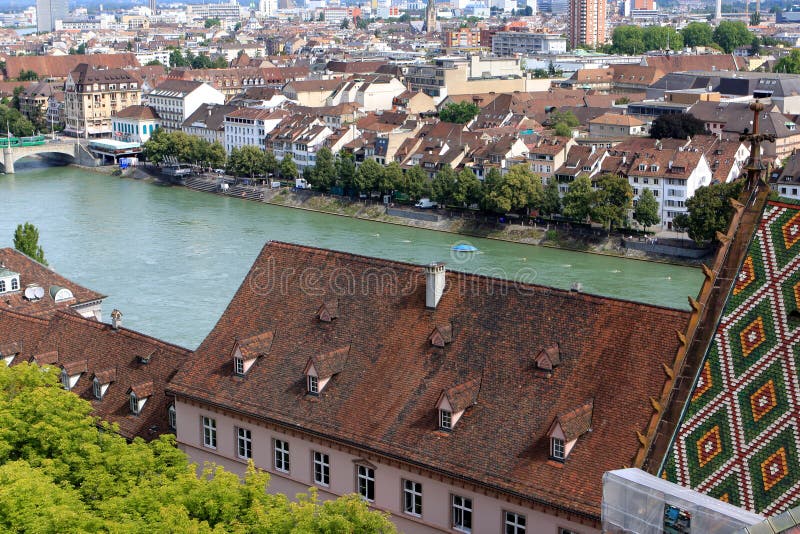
774,49,800,74
642,26,683,51
483,165,543,214
279,152,298,180
431,166,457,206
681,22,714,47
402,164,430,200
354,158,384,192
591,173,633,230
0,362,396,532
562,175,593,222
227,145,268,178
17,69,38,81
204,17,221,28
335,151,356,190
383,161,405,192
633,187,660,229
549,110,579,137
713,21,752,53
540,180,561,217
673,179,744,243
438,101,480,124
453,168,482,207
610,25,644,55
309,146,336,191
13,222,47,265
650,113,706,139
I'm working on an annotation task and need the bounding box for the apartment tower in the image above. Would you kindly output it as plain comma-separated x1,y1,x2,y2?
568,0,605,48
36,0,67,32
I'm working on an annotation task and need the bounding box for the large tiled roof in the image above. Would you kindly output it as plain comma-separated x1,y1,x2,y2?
664,199,800,516
4,53,139,80
169,241,689,519
0,248,105,318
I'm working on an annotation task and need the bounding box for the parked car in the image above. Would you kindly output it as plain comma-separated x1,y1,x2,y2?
295,178,311,189
214,168,226,175
415,198,438,209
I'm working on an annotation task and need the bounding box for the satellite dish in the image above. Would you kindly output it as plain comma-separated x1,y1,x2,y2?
24,286,37,300
34,286,44,299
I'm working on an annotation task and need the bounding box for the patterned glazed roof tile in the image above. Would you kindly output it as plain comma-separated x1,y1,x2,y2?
664,199,800,516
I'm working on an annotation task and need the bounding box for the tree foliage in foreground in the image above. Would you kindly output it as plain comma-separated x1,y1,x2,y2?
13,222,47,266
672,179,744,243
438,101,480,124
142,128,225,168
0,363,396,533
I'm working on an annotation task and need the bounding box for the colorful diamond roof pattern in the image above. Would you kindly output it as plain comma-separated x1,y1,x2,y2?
664,200,800,516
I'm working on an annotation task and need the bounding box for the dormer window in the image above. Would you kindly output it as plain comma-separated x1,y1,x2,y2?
168,404,176,430
436,378,481,432
93,377,103,399
128,381,153,415
60,360,87,391
547,399,593,462
638,164,646,171
429,324,452,348
10,278,17,291
304,346,350,396
0,341,21,366
92,369,115,400
232,331,274,377
535,344,561,373
439,408,452,430
650,165,658,172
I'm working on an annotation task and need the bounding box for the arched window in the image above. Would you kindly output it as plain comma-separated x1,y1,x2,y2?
168,404,176,430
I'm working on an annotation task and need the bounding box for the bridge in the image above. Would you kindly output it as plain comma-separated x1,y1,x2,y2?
0,141,79,173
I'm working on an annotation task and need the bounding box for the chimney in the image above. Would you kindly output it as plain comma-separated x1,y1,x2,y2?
110,309,123,330
425,262,446,309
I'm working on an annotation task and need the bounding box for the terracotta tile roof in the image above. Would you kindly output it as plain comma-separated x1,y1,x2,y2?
589,113,644,127
168,241,690,519
4,53,140,80
443,377,481,413
6,310,192,439
237,331,274,360
556,399,593,442
116,105,159,120
0,248,105,318
310,345,350,379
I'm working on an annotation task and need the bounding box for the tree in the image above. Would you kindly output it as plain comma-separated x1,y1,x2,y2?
13,222,47,266
591,173,633,230
383,161,404,192
204,17,221,28
549,110,579,137
279,153,298,180
0,363,397,532
678,179,744,242
17,69,38,81
610,25,644,55
774,49,800,74
354,158,384,192
681,22,714,47
340,18,350,29
633,187,660,229
310,147,336,191
431,166,457,206
403,165,429,199
650,113,706,139
750,10,761,26
142,127,171,165
483,165,543,214
145,59,163,67
562,175,593,222
642,26,683,51
713,20,752,53
453,168,482,207
438,101,479,124
335,152,356,191
540,180,561,217
227,146,266,178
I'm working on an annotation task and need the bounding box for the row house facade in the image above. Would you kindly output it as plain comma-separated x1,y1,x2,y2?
182,103,240,147
224,107,287,154
266,115,336,172
148,80,225,132
167,241,690,534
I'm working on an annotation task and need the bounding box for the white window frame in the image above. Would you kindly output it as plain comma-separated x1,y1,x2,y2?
168,404,176,430
504,510,526,533
60,368,70,390
440,409,452,431
93,377,103,399
202,416,217,449
551,437,565,461
402,479,422,517
130,392,140,415
237,427,252,460
307,374,318,395
274,439,290,473
313,451,330,486
451,494,472,533
0,280,5,292
10,278,17,291
357,464,375,502
234,355,245,375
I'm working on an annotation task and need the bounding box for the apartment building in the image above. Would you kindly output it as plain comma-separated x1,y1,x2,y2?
64,64,141,138
224,107,287,153
568,0,606,48
181,104,239,146
167,241,689,534
148,80,225,132
112,105,160,143
491,31,568,55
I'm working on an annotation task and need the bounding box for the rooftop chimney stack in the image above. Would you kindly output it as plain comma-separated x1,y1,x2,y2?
425,262,446,309
111,309,123,330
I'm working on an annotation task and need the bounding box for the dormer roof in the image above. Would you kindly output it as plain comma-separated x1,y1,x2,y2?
237,331,274,360
317,299,339,322
429,324,452,347
308,345,350,379
0,341,21,356
128,381,154,398
62,359,87,375
535,344,561,370
93,368,116,384
553,399,594,442
33,350,58,365
442,377,481,413
137,348,156,364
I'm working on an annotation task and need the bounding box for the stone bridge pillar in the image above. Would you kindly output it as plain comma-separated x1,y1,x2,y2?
3,147,13,174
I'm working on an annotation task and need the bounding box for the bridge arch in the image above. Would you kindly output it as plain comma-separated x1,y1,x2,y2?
0,142,78,173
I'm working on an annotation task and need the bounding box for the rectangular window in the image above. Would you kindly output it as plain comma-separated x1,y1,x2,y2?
93,378,102,399
237,427,252,460
357,465,375,501
440,409,452,430
403,479,422,517
451,494,472,533
308,374,318,394
130,393,140,415
168,405,176,430
234,355,244,375
551,437,565,460
202,416,217,449
274,439,290,472
504,511,526,533
313,451,330,486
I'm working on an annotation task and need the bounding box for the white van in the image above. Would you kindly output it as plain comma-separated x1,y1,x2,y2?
415,198,438,209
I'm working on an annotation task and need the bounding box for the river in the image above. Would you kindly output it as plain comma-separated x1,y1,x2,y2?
0,162,702,349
